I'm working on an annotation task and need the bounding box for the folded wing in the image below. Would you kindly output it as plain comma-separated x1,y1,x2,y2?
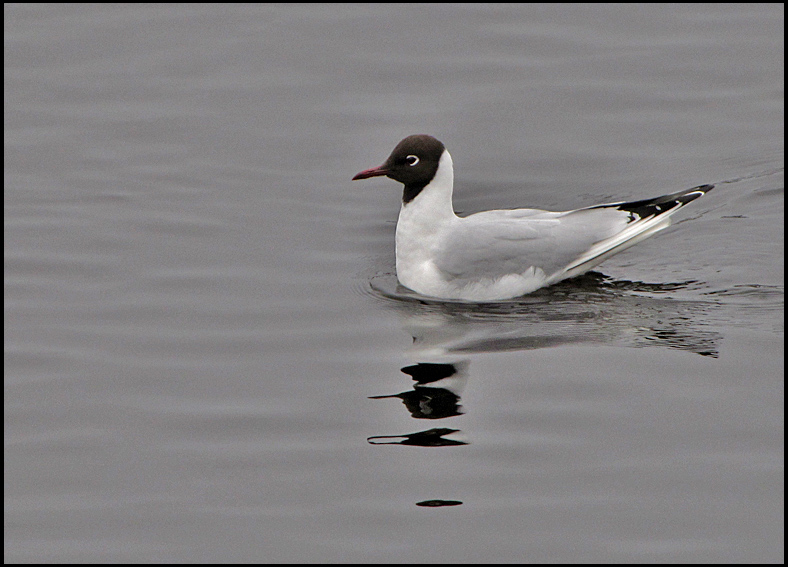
435,185,714,286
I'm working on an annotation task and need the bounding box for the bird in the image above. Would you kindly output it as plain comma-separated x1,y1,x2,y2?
353,134,713,302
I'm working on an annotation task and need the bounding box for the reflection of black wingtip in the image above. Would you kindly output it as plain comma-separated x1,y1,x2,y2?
416,499,463,507
367,428,468,447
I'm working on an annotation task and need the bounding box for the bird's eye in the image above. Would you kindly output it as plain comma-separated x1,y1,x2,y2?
406,155,419,166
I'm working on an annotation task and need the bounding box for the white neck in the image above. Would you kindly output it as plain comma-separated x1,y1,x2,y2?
395,150,459,290
399,150,457,224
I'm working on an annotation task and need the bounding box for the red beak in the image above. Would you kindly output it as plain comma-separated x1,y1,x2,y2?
353,165,390,180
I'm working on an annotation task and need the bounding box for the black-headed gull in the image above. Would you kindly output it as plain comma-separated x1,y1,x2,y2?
353,134,713,301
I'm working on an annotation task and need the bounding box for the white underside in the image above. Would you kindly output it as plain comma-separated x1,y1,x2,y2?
396,255,552,301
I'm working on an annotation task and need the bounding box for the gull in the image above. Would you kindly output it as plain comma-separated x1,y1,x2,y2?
353,134,713,301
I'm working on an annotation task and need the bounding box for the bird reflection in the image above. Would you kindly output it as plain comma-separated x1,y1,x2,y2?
369,362,467,419
370,271,721,359
366,272,721,432
365,271,722,507
367,427,468,447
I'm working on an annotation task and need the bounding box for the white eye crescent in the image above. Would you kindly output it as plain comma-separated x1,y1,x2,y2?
406,155,419,166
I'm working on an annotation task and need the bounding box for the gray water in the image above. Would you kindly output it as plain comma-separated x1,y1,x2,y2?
4,4,784,563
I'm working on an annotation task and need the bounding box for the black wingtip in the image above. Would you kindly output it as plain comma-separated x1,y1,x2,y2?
607,184,714,219
682,184,714,200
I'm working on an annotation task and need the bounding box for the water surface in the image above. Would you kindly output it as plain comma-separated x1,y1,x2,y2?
5,4,783,562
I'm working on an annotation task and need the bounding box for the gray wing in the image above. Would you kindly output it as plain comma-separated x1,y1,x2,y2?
434,185,713,284
434,207,624,283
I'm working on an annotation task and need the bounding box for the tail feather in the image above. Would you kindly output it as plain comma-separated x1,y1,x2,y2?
560,184,714,277
591,184,714,220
